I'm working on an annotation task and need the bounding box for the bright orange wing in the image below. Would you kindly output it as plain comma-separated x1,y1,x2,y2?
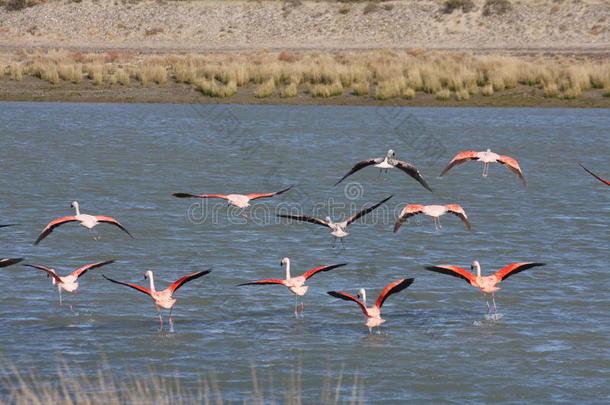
172,193,228,199
424,265,476,283
238,279,285,286
498,155,526,186
34,216,78,245
439,151,480,177
493,262,545,281
24,264,63,283
375,278,414,309
580,164,610,186
393,204,424,232
444,204,472,231
103,275,152,297
71,260,115,278
168,269,211,294
247,185,293,200
302,263,347,280
95,216,133,238
327,291,368,316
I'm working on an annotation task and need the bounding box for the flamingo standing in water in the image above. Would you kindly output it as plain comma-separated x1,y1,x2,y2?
103,269,211,330
34,201,133,245
172,185,293,214
277,195,392,246
335,149,432,191
0,258,23,268
239,258,347,317
580,164,610,186
24,260,115,307
439,149,526,186
394,204,471,232
424,261,545,313
327,278,414,333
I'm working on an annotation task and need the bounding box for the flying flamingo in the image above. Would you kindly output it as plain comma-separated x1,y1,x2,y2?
580,164,610,186
24,260,115,307
238,259,347,317
394,204,471,232
327,278,414,333
34,201,133,245
172,185,293,213
0,258,23,268
424,261,545,313
277,195,392,246
439,149,526,186
103,269,211,330
334,149,432,191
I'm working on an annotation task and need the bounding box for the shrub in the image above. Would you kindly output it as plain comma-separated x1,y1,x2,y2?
8,63,23,81
402,87,416,99
435,89,452,100
482,0,512,16
442,0,475,14
351,81,369,96
279,81,299,98
195,78,237,98
455,88,470,100
310,80,343,97
481,84,494,96
144,27,164,37
363,2,378,15
255,79,276,98
338,6,351,14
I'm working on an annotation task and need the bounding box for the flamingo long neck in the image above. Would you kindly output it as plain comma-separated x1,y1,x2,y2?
475,262,481,277
284,259,291,279
361,290,367,306
73,203,80,216
147,271,156,292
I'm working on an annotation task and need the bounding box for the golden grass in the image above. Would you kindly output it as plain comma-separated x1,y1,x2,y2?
2,48,609,101
255,78,276,98
1,360,364,405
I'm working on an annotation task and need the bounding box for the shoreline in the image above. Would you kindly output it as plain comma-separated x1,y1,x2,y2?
1,78,608,108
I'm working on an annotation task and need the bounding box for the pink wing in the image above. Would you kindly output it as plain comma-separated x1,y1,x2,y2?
168,269,211,294
247,185,293,200
424,265,476,284
95,216,133,238
498,155,526,186
439,151,480,177
327,291,368,316
34,216,78,245
493,262,545,281
172,193,229,199
302,263,347,280
24,264,63,284
444,204,472,231
393,204,424,232
70,260,115,279
103,275,152,297
375,278,414,309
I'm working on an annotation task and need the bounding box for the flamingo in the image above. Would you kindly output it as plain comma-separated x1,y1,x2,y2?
394,204,471,232
103,269,211,330
327,278,414,333
580,164,610,186
0,224,16,228
24,260,115,306
424,261,545,313
334,149,432,191
0,258,23,268
34,201,133,245
277,195,392,246
439,149,526,186
238,259,347,317
172,185,293,210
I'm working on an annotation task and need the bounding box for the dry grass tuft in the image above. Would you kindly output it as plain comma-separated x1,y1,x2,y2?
279,81,299,98
255,78,276,98
310,80,343,97
435,88,452,100
195,77,237,98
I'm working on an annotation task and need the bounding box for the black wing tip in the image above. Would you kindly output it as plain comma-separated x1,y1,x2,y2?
172,193,193,198
0,258,24,267
327,291,341,297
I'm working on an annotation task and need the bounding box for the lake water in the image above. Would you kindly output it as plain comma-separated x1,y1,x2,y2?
0,102,608,403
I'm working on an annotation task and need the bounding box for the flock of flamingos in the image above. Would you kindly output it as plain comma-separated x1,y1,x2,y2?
1,150,607,332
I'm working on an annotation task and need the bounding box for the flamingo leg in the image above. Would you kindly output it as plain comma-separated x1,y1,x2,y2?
89,227,101,241
157,309,164,331
367,326,373,335
482,163,489,177
168,307,175,332
492,293,497,313
294,295,299,318
58,287,63,306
